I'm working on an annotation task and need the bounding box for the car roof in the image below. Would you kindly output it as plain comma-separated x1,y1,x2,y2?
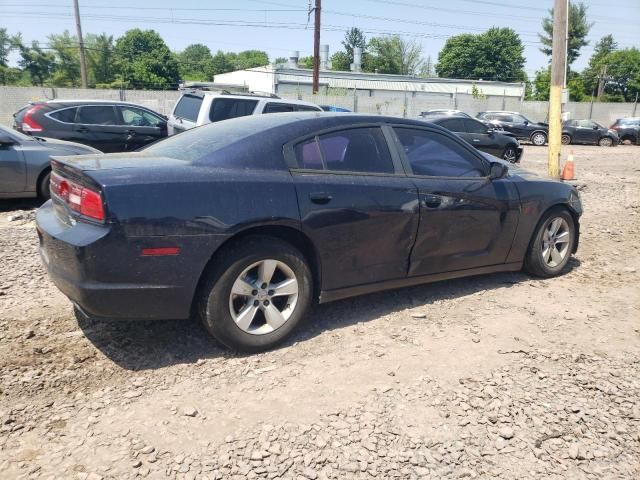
479,111,523,115
42,99,158,109
180,90,319,107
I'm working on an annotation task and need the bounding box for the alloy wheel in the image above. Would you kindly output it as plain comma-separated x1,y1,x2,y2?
228,259,299,335
532,133,547,146
541,217,571,268
561,134,571,145
599,137,613,147
503,147,517,163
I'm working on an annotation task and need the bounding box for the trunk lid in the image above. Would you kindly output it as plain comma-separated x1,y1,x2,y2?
51,152,189,172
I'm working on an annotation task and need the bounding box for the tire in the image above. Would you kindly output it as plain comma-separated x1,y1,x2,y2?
561,134,571,145
524,208,576,278
530,131,547,146
502,146,518,163
38,171,51,201
598,136,614,147
198,235,313,352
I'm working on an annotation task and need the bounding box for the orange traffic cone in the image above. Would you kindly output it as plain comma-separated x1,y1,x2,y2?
561,150,575,181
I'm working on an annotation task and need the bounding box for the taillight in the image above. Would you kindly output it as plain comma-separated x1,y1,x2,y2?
21,104,45,132
50,172,105,222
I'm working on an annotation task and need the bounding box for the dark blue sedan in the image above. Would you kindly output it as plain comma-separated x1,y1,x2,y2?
36,113,582,351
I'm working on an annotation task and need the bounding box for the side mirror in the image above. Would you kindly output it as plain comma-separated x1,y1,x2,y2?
523,120,529,125
489,162,508,180
487,129,495,136
593,125,599,130
0,133,16,146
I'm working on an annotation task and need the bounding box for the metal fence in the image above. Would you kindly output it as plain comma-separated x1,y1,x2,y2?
1,85,637,127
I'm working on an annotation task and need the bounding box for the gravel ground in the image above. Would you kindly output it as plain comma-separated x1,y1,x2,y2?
1,144,639,480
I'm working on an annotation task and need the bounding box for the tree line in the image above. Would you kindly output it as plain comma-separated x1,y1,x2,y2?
1,1,638,101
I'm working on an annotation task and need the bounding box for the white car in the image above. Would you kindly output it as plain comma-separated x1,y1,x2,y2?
167,91,323,135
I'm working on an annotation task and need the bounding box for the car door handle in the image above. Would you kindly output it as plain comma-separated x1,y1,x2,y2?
309,192,333,204
472,138,480,143
422,194,442,208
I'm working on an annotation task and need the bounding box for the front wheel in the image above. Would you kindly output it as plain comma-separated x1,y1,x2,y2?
198,235,313,352
502,146,518,163
598,136,614,147
530,132,547,146
38,171,51,201
561,134,571,145
524,209,576,278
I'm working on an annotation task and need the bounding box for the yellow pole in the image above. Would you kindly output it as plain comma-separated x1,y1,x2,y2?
548,85,562,178
548,0,568,179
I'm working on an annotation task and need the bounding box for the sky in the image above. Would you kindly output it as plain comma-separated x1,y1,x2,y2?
2,0,639,79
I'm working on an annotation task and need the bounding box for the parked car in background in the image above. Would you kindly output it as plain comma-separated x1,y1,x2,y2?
610,118,640,145
0,124,100,200
37,113,581,352
477,111,549,146
425,114,522,163
168,90,322,134
13,100,167,153
320,105,351,112
418,109,472,119
562,119,619,147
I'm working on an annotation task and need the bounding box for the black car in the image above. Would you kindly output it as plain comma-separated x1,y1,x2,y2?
562,119,619,147
610,118,640,145
37,113,582,352
13,100,168,153
418,109,472,119
425,114,523,163
477,111,548,146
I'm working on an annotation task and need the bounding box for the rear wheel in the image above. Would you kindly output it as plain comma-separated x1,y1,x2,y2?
598,136,614,147
530,132,547,146
502,146,518,163
524,208,575,278
561,134,571,145
37,171,51,201
198,235,313,352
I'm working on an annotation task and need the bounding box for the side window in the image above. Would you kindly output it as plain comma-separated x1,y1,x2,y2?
296,105,321,112
173,95,203,122
263,103,296,113
440,118,465,132
512,115,527,124
77,106,117,125
294,128,394,174
394,128,486,178
464,119,488,134
497,114,514,123
119,107,163,127
210,98,258,122
49,107,78,123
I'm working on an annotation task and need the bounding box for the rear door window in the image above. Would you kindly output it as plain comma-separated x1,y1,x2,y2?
210,98,258,122
118,106,163,127
49,107,78,123
294,127,394,174
173,95,203,122
76,106,118,125
464,119,488,134
439,118,466,132
263,103,296,113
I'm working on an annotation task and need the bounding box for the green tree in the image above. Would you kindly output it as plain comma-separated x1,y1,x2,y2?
436,28,526,82
539,2,592,66
273,56,287,65
48,31,80,87
582,35,618,95
330,51,350,71
235,50,269,69
85,33,115,86
178,43,214,81
18,40,55,86
113,29,180,89
367,36,423,75
342,27,367,65
298,56,314,69
532,68,551,100
603,48,640,101
211,51,236,75
1,28,22,66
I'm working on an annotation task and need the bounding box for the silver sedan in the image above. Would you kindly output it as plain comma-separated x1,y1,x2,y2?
0,124,100,200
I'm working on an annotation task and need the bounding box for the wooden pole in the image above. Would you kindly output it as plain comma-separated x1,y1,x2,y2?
548,0,568,179
73,0,88,89
312,0,321,94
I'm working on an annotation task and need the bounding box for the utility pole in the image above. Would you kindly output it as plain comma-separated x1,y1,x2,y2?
548,0,568,179
312,0,321,94
73,0,88,89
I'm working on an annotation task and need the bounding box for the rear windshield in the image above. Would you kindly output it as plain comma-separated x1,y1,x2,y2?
173,95,203,122
209,98,258,122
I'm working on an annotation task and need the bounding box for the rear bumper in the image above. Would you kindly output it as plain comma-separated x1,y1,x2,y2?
36,201,223,320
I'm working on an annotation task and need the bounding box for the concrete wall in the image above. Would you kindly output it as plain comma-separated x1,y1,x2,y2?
1,86,637,128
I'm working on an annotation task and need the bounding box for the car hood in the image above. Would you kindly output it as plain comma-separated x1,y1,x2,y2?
34,136,102,154
51,152,189,171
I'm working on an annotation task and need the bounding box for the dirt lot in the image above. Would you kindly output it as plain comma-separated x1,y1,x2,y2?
1,144,639,480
